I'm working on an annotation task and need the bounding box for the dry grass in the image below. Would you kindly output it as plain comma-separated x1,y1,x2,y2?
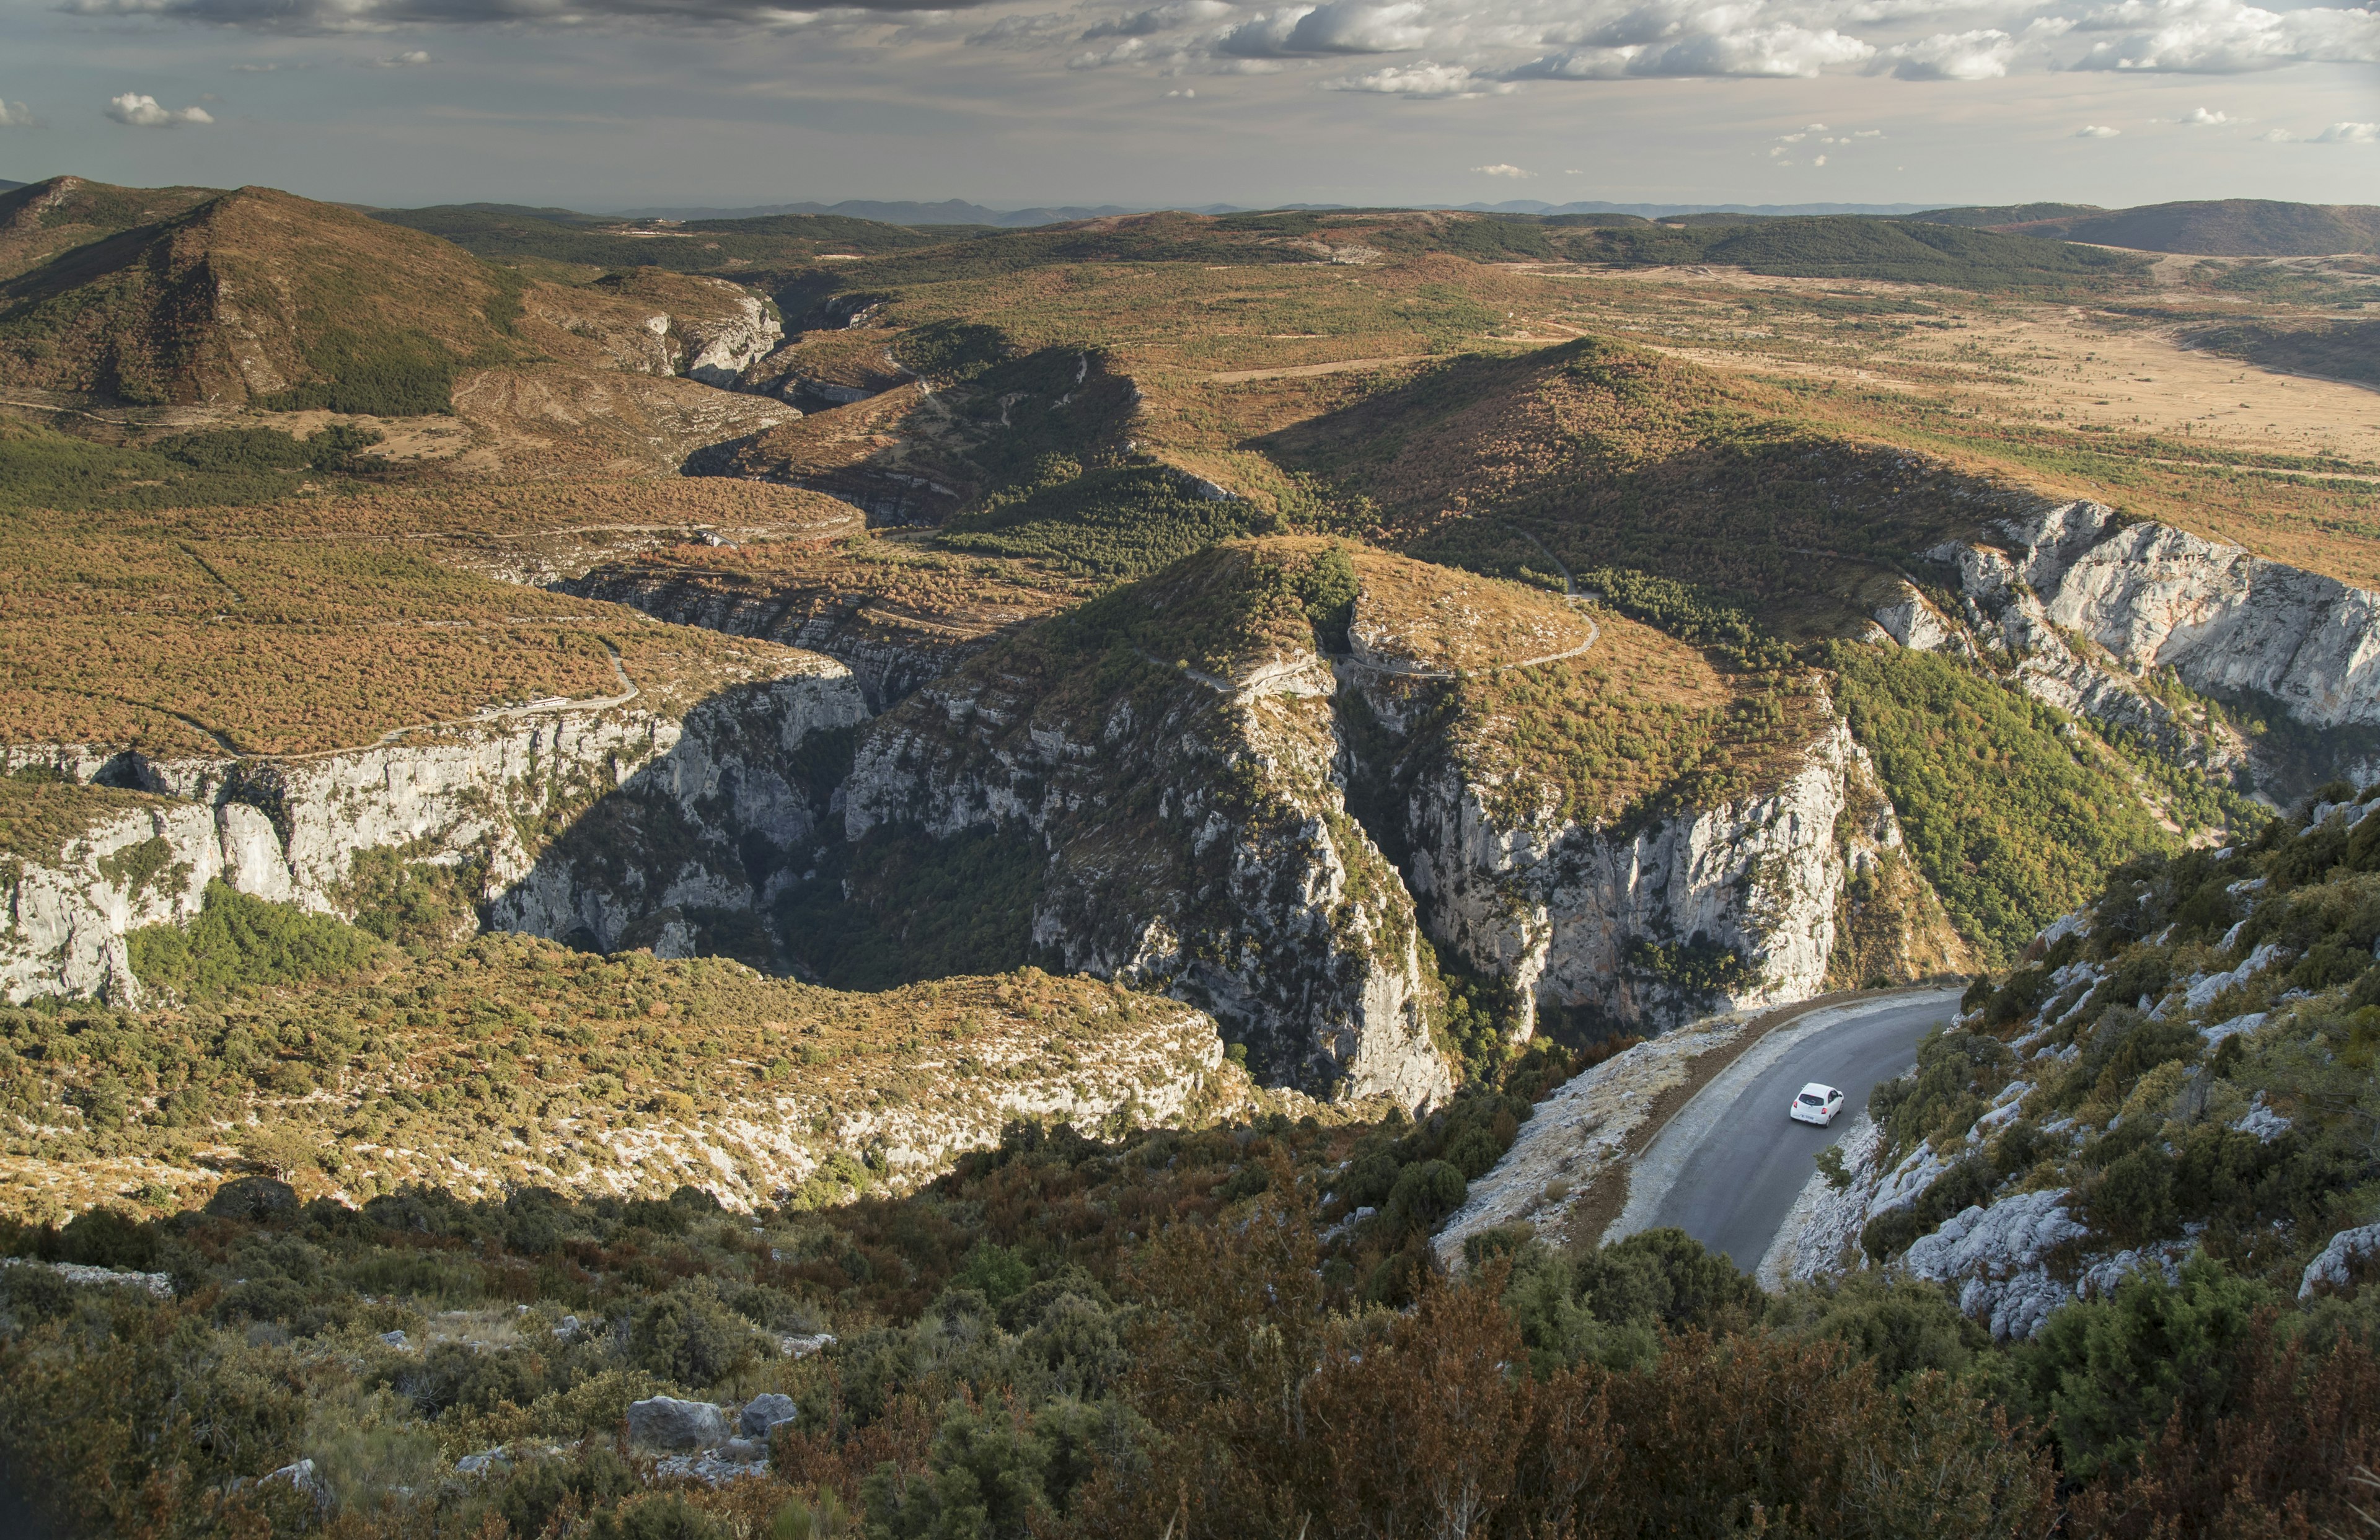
1449,609,1818,828
1347,547,1592,672
0,511,835,756
0,931,1250,1220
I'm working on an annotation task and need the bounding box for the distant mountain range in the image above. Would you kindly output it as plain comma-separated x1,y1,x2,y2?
0,179,24,193
609,196,1948,226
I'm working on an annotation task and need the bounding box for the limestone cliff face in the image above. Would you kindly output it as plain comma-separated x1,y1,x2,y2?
842,638,1453,1109
2,660,866,1003
1911,501,2380,786
684,293,783,388
1357,680,1901,1036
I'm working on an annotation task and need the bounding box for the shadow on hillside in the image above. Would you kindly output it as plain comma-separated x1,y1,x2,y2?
1249,338,1994,635
485,680,858,972
676,345,1138,532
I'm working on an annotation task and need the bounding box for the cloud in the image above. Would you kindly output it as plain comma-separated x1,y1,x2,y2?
1222,1,1434,56
62,0,968,30
105,92,213,125
1216,8,1314,55
1473,161,1532,175
2069,0,2380,73
1512,22,1871,79
0,98,33,126
372,46,431,61
2250,120,2375,141
1323,60,1513,92
1078,1,1228,41
2176,105,2230,121
2074,121,2122,134
1871,27,2016,77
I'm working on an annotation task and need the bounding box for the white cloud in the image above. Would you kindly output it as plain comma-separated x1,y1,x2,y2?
373,47,431,63
2071,0,2380,73
1078,1,1230,40
2252,121,2375,140
1853,127,1882,136
1472,161,1532,175
0,98,33,126
1512,24,1870,79
1872,27,2016,77
1813,152,1827,163
1323,60,1513,92
105,92,213,126
2176,105,2230,121
2074,121,2122,134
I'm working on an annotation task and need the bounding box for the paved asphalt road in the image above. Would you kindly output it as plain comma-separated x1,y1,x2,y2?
1647,994,1960,1269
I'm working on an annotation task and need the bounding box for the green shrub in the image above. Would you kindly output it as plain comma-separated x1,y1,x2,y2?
127,881,385,1000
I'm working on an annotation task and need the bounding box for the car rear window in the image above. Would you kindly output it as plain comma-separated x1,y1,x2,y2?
1797,1094,1823,1105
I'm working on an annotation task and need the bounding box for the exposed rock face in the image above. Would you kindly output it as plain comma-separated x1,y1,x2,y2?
844,629,1452,1107
1362,682,1905,1036
1898,1188,2092,1341
1918,499,2380,786
685,293,783,388
2,660,867,1002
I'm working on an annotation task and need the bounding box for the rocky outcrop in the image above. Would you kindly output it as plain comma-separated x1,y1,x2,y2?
844,636,1452,1107
684,293,783,388
1916,499,2380,788
2,659,867,1002
1363,682,1907,1036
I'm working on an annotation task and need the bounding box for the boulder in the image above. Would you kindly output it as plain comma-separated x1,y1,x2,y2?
739,1393,797,1438
627,1396,729,1451
206,1177,298,1221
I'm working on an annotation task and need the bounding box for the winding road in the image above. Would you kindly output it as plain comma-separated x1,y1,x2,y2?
1609,989,1961,1269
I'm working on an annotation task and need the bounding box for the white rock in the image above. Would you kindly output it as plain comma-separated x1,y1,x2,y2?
0,1257,174,1298
2299,1223,2380,1300
2232,1094,2291,1143
1899,1189,2091,1340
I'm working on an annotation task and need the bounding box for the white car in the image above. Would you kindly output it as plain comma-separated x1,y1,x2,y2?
1790,1083,1845,1127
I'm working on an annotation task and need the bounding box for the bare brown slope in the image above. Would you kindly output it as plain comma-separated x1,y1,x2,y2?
0,175,219,283
0,183,519,408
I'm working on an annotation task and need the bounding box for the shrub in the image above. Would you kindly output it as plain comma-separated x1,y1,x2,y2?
1382,1159,1466,1238
128,881,384,1001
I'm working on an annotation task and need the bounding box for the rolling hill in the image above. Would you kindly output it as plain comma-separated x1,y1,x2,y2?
0,180,525,412
1910,198,2380,255
371,201,970,274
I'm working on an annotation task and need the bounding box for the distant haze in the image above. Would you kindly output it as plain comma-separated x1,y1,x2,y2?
0,0,2371,209
610,200,1955,226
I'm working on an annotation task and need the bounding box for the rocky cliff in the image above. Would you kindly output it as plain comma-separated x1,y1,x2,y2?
2,657,865,1004
833,539,1967,1099
842,542,1451,1106
1337,570,1965,1038
1905,500,2380,792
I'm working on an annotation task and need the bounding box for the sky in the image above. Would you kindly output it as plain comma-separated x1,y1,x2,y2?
0,0,2372,209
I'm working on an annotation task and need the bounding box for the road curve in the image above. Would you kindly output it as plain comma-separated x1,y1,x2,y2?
1610,989,1960,1270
